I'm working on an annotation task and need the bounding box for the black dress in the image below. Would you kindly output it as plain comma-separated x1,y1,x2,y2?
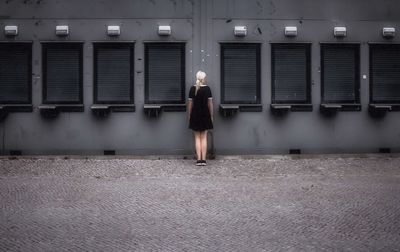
188,85,213,131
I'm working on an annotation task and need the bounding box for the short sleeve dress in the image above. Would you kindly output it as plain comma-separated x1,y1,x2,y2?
188,85,213,131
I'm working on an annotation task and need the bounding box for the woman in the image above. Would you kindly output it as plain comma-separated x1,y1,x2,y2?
187,71,214,166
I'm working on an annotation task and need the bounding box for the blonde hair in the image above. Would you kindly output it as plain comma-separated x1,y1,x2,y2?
195,70,206,95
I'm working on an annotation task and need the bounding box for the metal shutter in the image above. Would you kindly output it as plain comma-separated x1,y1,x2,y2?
44,43,82,104
222,43,260,103
145,43,185,103
370,44,400,103
95,44,133,104
272,44,310,103
0,43,31,104
322,44,359,103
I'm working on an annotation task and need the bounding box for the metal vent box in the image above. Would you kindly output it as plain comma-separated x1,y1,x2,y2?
4,25,18,36
56,25,69,36
234,26,247,37
158,25,171,36
334,27,347,37
284,26,297,37
107,26,121,36
382,27,395,38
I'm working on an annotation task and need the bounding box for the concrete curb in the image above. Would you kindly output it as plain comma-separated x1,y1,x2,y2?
1,153,400,161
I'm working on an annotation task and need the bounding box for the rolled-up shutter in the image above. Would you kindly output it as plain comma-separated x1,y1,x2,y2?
221,43,260,104
94,44,133,104
370,44,400,103
272,43,311,104
145,43,185,104
43,43,82,104
322,44,359,103
0,43,31,104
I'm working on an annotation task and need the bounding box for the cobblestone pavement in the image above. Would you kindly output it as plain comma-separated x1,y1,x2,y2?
1,155,400,252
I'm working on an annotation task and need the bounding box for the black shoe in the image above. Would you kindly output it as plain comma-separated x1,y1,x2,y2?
201,160,207,166
196,160,202,166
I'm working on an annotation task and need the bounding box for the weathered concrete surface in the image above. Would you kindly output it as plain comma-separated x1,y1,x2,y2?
1,155,400,251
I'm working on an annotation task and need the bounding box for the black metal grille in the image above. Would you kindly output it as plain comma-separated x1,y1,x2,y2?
221,43,260,104
0,43,32,104
42,43,83,104
145,43,185,104
272,43,311,104
321,44,360,104
370,44,400,103
94,43,134,104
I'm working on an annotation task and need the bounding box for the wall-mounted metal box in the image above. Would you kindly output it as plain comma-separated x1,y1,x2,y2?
334,27,347,37
4,25,18,36
382,27,395,38
284,26,297,37
158,25,171,36
56,25,69,36
234,26,247,37
107,26,121,36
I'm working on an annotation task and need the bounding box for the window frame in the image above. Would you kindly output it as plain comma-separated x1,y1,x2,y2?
271,43,312,105
220,43,261,104
0,42,32,105
144,42,186,105
320,43,360,104
42,42,84,105
369,43,400,104
93,42,135,105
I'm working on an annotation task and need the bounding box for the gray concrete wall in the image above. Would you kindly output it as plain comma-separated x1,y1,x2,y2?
0,0,400,155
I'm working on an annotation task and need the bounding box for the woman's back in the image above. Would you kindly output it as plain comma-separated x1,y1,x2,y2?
188,85,213,131
188,70,213,165
190,85,211,110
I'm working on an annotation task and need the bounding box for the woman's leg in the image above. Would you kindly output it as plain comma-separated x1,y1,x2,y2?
194,131,202,160
200,130,208,160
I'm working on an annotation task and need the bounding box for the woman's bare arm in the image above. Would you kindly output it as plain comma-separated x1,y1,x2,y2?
187,99,193,120
208,98,213,122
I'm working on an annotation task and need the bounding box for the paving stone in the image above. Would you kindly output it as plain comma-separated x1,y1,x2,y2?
0,156,400,251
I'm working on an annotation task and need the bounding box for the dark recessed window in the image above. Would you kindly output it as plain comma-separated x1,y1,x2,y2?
42,43,83,104
370,44,400,104
321,44,360,104
271,43,311,104
0,43,32,104
145,43,185,104
94,43,134,104
221,43,261,104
